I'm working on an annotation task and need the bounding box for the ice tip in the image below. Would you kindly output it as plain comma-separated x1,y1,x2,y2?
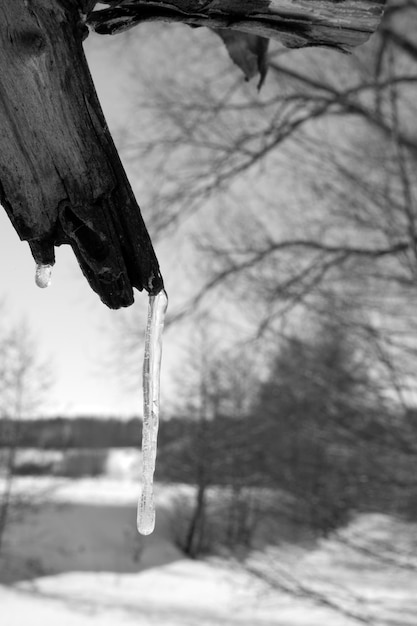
35,263,53,289
137,507,155,536
137,521,155,536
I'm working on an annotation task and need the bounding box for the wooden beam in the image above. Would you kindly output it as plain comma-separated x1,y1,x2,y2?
88,0,386,52
0,0,163,309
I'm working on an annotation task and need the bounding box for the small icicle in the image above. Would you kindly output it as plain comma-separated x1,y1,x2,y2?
137,289,168,535
35,263,53,288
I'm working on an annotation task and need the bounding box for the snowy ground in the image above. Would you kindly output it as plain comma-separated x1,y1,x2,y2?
1,477,417,626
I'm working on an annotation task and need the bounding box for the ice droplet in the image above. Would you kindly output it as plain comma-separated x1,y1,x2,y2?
35,263,53,288
137,289,168,536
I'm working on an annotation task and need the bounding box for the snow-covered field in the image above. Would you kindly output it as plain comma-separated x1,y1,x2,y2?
1,477,417,626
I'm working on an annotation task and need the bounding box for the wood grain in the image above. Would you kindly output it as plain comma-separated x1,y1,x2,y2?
88,0,386,51
0,0,163,308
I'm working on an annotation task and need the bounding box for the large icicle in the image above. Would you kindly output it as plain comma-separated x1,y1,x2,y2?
137,289,168,535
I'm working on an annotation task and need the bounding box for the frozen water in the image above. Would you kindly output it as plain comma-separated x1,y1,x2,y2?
137,289,168,535
35,263,53,288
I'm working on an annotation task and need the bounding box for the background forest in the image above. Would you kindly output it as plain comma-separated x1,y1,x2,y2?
1,1,417,625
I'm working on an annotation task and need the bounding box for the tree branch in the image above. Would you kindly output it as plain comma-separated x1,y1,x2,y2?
88,1,386,52
0,0,386,308
0,0,163,309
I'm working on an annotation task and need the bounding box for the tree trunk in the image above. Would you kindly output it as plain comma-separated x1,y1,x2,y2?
0,1,385,308
88,0,386,52
0,0,163,309
184,481,207,558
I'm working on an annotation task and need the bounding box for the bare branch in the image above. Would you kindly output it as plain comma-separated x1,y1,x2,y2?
88,0,386,52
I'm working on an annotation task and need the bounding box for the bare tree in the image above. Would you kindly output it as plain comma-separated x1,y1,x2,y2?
114,1,417,406
167,323,263,557
0,320,52,556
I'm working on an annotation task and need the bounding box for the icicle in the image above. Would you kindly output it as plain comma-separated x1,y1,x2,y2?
35,263,53,288
137,289,168,535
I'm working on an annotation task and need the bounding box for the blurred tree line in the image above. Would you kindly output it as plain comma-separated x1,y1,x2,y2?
0,416,140,449
4,307,416,555
158,313,417,556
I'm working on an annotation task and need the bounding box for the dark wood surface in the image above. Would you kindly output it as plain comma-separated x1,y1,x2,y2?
88,0,386,52
0,0,163,308
0,1,385,308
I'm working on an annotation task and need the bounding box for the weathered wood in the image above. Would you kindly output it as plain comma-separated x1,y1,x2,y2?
88,0,386,52
0,0,163,309
0,1,385,309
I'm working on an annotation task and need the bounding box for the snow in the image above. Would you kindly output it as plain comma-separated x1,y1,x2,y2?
2,564,276,626
1,478,417,626
105,449,141,480
2,560,358,626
